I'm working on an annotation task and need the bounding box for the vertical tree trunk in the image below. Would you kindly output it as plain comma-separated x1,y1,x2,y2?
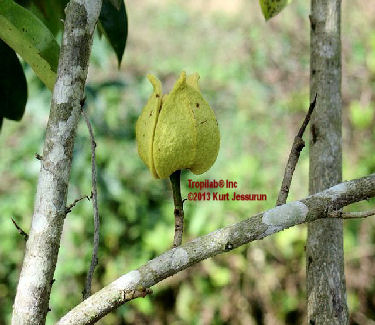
11,1,102,324
307,0,348,324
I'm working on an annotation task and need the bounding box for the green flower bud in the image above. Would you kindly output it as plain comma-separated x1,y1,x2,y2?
136,71,220,179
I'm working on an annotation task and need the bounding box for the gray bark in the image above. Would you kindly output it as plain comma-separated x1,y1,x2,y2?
11,1,102,324
307,0,348,324
57,174,375,325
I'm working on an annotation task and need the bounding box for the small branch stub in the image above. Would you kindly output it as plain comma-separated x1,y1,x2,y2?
34,153,43,160
123,287,153,302
170,170,184,247
11,218,29,241
65,194,91,214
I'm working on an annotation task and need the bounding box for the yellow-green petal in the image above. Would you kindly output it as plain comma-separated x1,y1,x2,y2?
153,72,197,178
135,74,162,178
185,76,220,175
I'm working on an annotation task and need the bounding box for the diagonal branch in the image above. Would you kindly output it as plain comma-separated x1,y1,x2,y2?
66,194,91,214
11,1,103,324
57,173,375,325
276,94,317,206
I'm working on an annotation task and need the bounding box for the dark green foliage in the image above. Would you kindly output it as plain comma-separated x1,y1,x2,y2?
0,0,128,129
0,39,27,127
21,0,129,67
30,0,69,35
0,0,60,90
99,0,128,67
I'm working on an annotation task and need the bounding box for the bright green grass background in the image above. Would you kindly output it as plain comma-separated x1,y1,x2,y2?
1,0,375,324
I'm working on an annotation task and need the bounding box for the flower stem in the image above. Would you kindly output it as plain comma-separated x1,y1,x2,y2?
169,170,184,247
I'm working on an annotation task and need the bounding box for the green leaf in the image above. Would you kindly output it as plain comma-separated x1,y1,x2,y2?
14,0,68,35
259,0,290,21
0,0,60,90
0,39,27,125
28,0,68,35
99,0,128,67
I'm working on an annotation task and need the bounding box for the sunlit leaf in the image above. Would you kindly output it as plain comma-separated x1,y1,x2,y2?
0,39,27,127
259,0,290,21
99,0,128,67
0,0,59,90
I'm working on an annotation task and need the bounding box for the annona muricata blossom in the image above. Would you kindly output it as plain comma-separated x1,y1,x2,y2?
136,71,220,179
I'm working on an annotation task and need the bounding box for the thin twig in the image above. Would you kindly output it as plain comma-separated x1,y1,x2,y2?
170,170,184,247
11,218,29,241
66,194,91,214
330,209,375,220
276,94,317,206
81,105,100,300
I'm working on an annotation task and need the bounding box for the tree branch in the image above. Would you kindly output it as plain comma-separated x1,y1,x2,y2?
330,209,375,219
276,94,317,206
307,1,346,322
11,1,103,324
57,173,375,325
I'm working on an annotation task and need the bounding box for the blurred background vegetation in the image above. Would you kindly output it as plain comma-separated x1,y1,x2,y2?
1,0,375,324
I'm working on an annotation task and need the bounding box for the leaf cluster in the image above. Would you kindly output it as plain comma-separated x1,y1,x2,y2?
0,0,128,129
